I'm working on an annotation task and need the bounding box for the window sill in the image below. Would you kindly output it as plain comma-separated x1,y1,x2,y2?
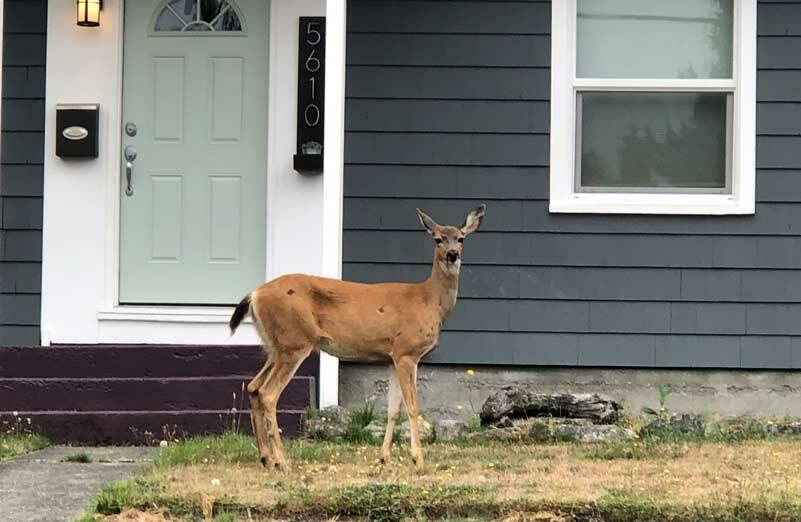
549,193,755,215
97,306,251,324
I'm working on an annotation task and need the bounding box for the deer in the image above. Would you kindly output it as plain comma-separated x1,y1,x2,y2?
229,204,486,470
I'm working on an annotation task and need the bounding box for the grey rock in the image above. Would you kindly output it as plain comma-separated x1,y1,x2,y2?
364,420,387,440
467,417,634,443
527,417,592,442
435,419,469,442
640,413,705,437
567,424,637,443
766,421,801,436
481,388,621,425
305,405,350,440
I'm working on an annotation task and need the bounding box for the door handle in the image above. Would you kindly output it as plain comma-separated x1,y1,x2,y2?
124,145,137,196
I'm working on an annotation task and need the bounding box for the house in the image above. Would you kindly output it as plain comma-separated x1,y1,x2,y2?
2,0,801,443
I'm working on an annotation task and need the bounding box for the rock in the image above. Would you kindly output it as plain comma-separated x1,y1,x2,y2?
466,425,528,442
567,424,637,443
304,405,349,440
766,421,801,436
364,420,387,440
480,388,621,425
365,418,434,442
467,417,635,444
640,413,705,437
435,419,469,442
527,418,592,442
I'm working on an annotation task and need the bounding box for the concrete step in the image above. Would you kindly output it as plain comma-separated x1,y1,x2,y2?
0,375,315,412
0,345,319,378
0,410,305,445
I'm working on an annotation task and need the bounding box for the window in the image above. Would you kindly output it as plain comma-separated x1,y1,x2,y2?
550,0,756,214
153,0,244,34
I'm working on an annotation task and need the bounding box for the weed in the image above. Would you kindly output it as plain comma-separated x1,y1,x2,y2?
641,383,673,417
0,413,49,461
466,415,484,433
93,480,149,515
62,453,92,463
213,510,240,522
342,403,379,444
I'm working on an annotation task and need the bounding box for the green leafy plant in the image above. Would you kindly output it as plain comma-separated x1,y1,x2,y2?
62,453,92,463
641,384,673,416
343,404,378,444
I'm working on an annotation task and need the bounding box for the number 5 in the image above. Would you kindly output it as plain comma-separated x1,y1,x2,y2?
306,22,321,45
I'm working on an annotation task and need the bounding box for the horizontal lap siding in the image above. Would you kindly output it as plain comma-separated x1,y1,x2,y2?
343,0,801,368
0,0,46,345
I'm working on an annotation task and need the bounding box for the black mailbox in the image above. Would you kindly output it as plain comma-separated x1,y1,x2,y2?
55,104,99,158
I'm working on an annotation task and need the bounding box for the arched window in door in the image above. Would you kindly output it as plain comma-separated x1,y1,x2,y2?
153,0,245,34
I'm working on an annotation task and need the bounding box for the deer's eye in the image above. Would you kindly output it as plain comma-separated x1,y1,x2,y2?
457,237,464,243
435,238,443,244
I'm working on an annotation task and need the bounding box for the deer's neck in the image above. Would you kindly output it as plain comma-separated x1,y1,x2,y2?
425,254,460,322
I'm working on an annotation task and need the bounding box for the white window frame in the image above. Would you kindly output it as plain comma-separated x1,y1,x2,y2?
549,0,756,215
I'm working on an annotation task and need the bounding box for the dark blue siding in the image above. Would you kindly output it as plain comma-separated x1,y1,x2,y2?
0,0,46,345
343,0,801,368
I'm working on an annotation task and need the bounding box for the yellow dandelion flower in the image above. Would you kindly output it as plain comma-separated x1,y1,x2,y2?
422,489,429,495
418,415,423,421
456,405,463,410
466,369,475,376
487,463,495,468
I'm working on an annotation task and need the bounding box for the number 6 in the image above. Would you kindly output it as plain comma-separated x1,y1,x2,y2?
305,49,321,73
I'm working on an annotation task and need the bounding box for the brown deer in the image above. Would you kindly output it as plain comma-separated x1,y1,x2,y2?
229,204,486,470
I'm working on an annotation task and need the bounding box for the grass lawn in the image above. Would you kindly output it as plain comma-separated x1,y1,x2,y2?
82,432,801,521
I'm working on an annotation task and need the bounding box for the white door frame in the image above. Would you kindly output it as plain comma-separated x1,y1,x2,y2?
41,0,345,406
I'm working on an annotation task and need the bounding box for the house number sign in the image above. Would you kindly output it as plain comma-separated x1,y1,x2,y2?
293,16,325,173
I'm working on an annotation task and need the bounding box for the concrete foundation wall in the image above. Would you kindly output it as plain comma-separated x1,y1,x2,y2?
340,363,801,420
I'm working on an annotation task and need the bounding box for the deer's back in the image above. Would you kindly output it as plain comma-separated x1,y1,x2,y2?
250,274,441,361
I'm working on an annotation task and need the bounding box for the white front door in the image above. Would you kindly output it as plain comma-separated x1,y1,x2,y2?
119,0,269,304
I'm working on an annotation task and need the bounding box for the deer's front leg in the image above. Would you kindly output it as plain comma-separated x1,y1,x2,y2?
395,357,424,470
381,365,403,466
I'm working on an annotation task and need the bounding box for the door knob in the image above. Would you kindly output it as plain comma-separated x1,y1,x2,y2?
124,145,137,196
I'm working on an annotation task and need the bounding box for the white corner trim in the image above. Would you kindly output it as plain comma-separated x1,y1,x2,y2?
319,0,347,408
549,0,756,216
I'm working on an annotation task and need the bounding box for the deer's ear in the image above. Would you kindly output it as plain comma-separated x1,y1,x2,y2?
416,208,439,236
461,204,486,235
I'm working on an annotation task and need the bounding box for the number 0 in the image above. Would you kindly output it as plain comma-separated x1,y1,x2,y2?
305,104,320,127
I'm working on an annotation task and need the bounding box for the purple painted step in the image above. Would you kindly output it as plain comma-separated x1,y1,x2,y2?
0,375,315,412
0,345,318,444
0,345,319,378
0,410,304,445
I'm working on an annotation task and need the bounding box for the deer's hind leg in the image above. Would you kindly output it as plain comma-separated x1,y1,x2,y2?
247,354,274,467
256,346,312,470
380,365,403,466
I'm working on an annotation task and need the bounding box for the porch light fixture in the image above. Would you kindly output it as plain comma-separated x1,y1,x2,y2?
77,0,102,27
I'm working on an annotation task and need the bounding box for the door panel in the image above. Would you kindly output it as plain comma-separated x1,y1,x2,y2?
120,0,268,304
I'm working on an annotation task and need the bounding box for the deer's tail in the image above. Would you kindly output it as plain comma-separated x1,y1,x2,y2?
229,293,252,335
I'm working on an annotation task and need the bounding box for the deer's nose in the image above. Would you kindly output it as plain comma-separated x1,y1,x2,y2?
446,250,459,263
